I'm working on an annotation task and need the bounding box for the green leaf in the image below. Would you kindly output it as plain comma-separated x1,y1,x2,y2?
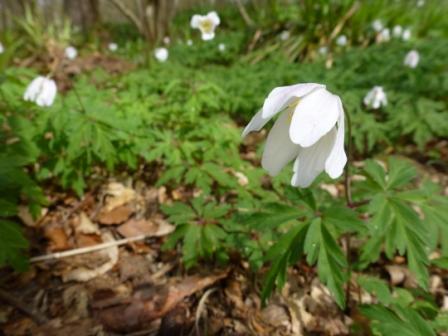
0,220,29,271
386,157,417,189
357,275,391,305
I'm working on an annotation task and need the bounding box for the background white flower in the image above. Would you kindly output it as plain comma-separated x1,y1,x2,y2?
402,28,411,41
280,30,290,41
404,50,420,68
318,46,328,55
23,76,57,107
0,42,4,54
336,35,347,46
190,11,220,41
393,25,403,38
378,28,390,42
242,84,347,188
108,42,118,51
417,0,425,7
218,43,226,52
186,39,193,46
163,36,171,45
65,46,77,60
154,47,169,62
363,86,387,109
372,20,383,32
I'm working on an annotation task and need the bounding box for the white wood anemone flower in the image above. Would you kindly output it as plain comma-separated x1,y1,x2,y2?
108,42,118,52
404,50,419,68
363,86,387,109
372,20,383,32
23,76,57,107
65,46,77,60
190,11,220,41
0,42,4,54
393,25,403,38
378,28,390,42
402,28,411,41
218,43,226,52
336,35,347,46
154,47,169,62
242,84,347,188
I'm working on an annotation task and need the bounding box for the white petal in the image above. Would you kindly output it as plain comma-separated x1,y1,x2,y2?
191,15,202,28
24,76,45,102
325,98,347,178
291,128,337,188
201,31,215,40
242,109,269,138
289,88,339,147
261,109,300,176
262,83,325,120
207,11,220,26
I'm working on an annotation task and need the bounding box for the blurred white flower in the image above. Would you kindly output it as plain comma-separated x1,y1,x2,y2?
0,42,4,54
372,20,383,32
318,46,328,55
64,46,77,60
363,86,387,109
402,28,411,41
163,36,171,45
186,39,193,46
234,171,249,186
378,28,390,42
336,35,347,46
242,84,346,188
23,76,57,107
108,42,118,52
280,30,290,41
218,43,226,52
417,0,425,7
393,25,403,38
404,50,419,68
191,11,220,41
154,47,168,62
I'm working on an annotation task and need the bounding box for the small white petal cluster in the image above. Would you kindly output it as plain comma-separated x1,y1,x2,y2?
378,28,390,42
23,76,57,107
402,28,411,41
372,20,383,32
318,46,328,55
404,50,420,68
363,86,387,109
393,25,403,38
108,42,118,52
154,47,169,62
191,11,220,41
0,42,4,54
242,84,347,188
163,36,171,45
218,43,226,52
186,39,193,46
336,35,347,46
65,46,77,60
280,30,290,41
417,0,425,7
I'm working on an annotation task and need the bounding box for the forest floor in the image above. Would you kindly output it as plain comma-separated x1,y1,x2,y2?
1,151,447,336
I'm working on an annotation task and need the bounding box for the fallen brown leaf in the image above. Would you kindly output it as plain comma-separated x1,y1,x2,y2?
97,205,133,225
95,270,229,333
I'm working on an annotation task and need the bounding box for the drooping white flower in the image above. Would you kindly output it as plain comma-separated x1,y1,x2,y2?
190,11,220,41
280,30,290,41
108,42,118,52
372,20,383,32
404,50,419,68
393,25,403,38
242,84,347,188
363,86,387,109
186,39,193,46
402,28,411,41
23,76,57,107
64,46,77,60
163,36,171,45
154,47,168,62
336,35,347,46
218,43,226,52
378,28,390,42
0,42,4,54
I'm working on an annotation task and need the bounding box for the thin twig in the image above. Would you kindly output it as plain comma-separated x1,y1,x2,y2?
329,1,360,42
235,0,254,27
0,288,48,324
110,0,144,35
30,234,147,263
194,288,217,336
